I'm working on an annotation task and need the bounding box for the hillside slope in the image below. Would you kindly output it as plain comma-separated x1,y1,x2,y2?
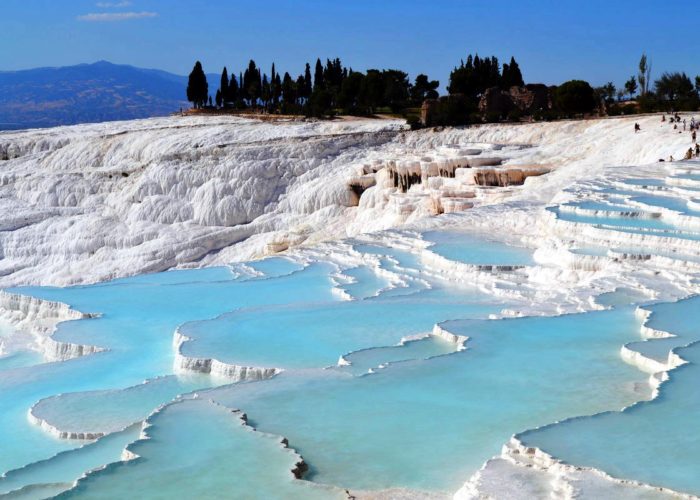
0,61,193,130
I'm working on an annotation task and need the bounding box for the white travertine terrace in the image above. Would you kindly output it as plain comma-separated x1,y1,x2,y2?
1,113,689,288
172,329,280,382
0,291,102,361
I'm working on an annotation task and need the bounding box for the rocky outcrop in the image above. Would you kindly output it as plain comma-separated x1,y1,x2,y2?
455,165,550,187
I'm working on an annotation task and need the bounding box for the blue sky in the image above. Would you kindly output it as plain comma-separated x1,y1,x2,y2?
2,0,699,90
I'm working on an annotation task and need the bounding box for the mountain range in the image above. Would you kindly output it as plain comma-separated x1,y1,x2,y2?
0,61,215,130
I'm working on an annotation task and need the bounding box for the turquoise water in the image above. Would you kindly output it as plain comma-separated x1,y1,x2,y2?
340,335,459,375
551,207,674,231
423,230,535,266
632,195,700,215
59,398,342,499
560,200,647,213
519,296,700,495
338,265,392,299
0,262,338,473
206,307,647,492
0,227,693,498
0,426,142,497
180,287,497,369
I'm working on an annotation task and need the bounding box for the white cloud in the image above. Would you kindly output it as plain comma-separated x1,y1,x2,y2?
77,11,157,21
96,1,132,7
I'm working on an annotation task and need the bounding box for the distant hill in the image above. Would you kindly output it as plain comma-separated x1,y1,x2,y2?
0,61,213,130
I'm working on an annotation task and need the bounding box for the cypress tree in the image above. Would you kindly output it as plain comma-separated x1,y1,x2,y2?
282,72,295,106
274,72,282,104
270,63,278,105
304,63,312,98
228,73,239,104
245,60,261,107
186,61,208,108
501,63,511,89
314,58,324,90
215,89,222,108
220,67,229,106
507,57,524,87
296,75,305,105
262,74,271,108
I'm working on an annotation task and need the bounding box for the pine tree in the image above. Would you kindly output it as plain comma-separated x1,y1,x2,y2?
215,89,222,108
186,61,208,108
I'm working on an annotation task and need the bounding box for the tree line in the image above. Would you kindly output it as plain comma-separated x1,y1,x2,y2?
593,54,700,115
186,58,439,117
186,53,700,124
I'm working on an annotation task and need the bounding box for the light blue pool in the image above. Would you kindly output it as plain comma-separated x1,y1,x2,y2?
423,231,535,266
518,297,700,496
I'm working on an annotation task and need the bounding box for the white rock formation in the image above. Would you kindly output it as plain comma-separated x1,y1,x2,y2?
1,113,691,288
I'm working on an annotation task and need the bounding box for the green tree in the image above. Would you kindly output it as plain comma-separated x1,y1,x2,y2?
243,60,261,107
638,54,651,95
261,74,271,108
215,89,222,108
411,74,439,103
428,95,474,127
654,72,698,110
314,58,324,90
186,61,208,108
219,67,229,107
307,88,332,117
281,72,296,107
359,70,384,113
448,53,502,99
228,74,239,106
501,56,524,88
555,80,596,116
273,72,282,105
304,63,313,99
295,75,306,105
338,71,365,113
595,82,616,104
270,63,278,106
624,76,638,99
382,69,410,111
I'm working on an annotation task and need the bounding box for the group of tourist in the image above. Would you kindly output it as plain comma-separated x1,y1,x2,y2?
657,113,700,161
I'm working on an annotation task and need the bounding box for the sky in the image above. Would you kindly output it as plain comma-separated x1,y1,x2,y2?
2,0,700,90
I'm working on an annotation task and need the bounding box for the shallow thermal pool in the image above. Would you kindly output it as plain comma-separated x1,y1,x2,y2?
422,230,535,266
0,231,692,498
518,297,700,496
